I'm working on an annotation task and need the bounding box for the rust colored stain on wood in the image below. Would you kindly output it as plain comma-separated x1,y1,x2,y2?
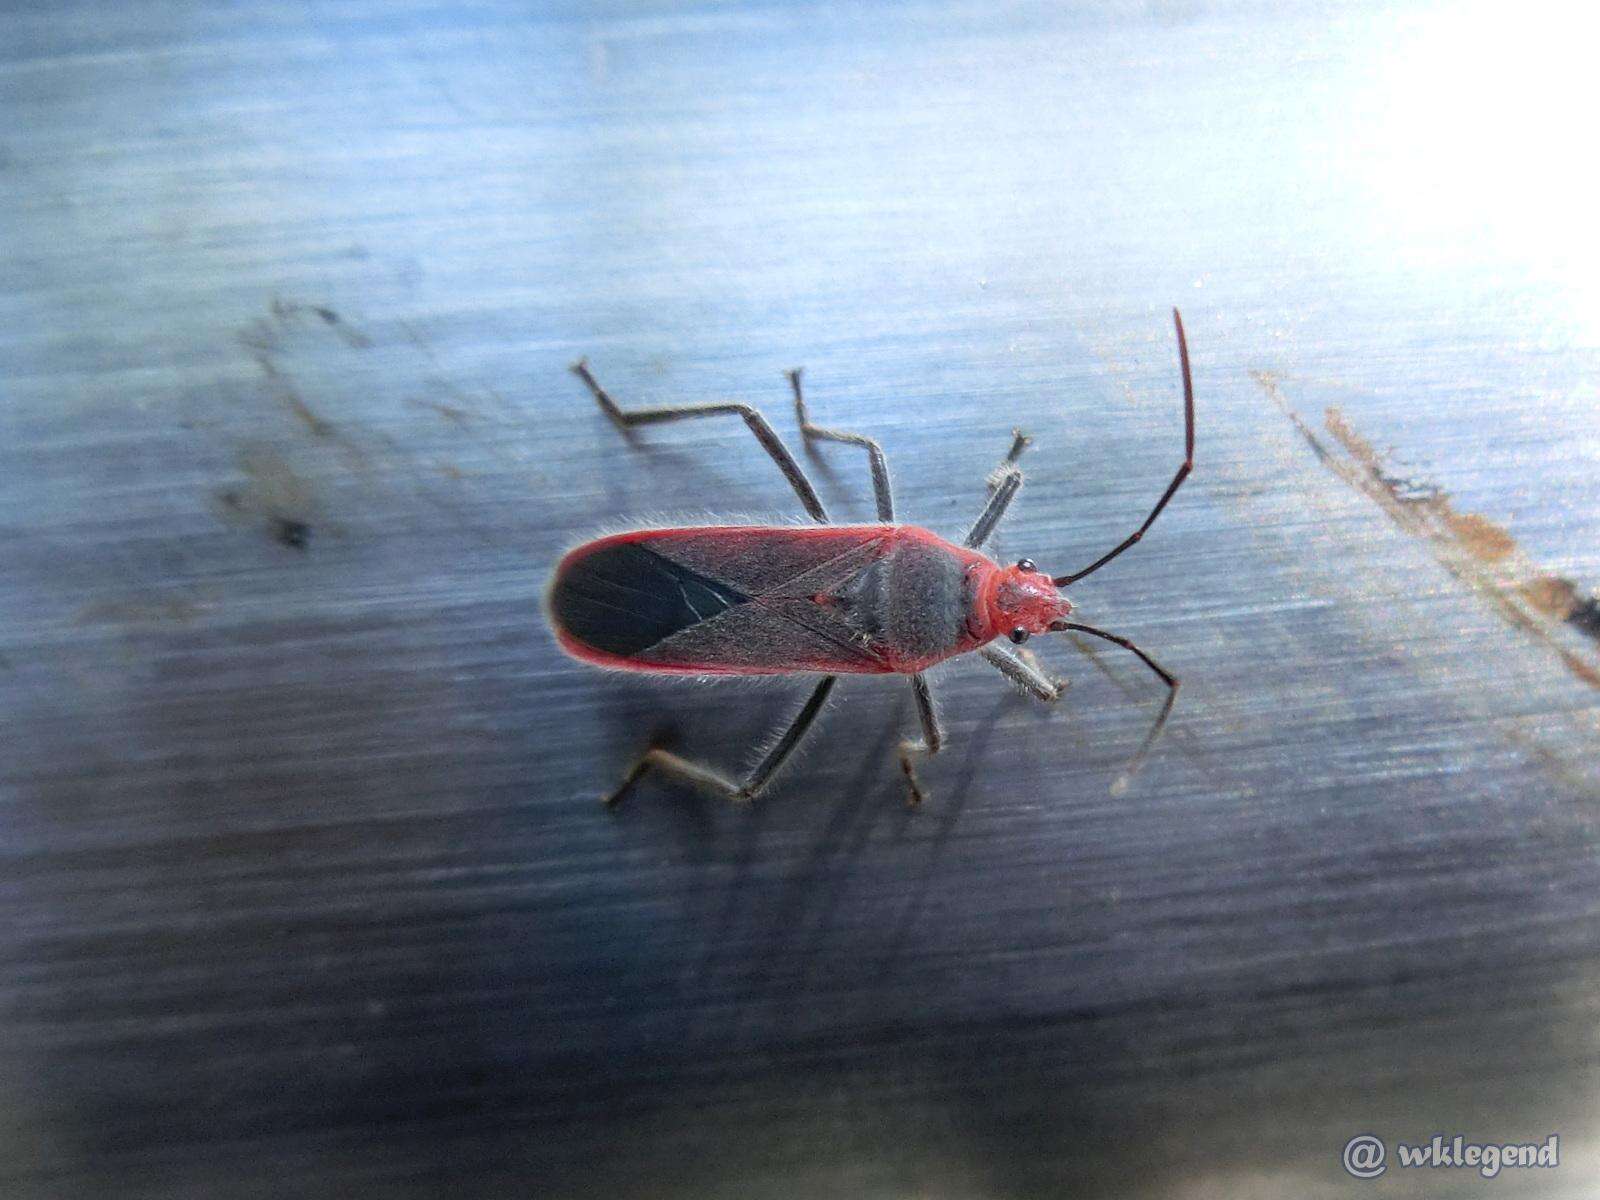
1259,370,1600,689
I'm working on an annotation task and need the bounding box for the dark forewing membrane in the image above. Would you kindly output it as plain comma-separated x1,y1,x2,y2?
551,540,753,658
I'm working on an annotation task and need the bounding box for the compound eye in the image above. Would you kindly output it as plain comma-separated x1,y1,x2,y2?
1015,558,1036,573
1009,627,1030,645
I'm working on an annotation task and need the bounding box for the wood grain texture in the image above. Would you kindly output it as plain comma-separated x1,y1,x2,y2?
4,2,1600,1197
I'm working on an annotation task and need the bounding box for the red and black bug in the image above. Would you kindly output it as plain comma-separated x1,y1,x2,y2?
548,311,1194,805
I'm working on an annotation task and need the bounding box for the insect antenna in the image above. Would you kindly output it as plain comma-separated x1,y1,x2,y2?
1051,618,1179,791
1111,685,1178,796
1053,308,1194,586
1049,621,1176,689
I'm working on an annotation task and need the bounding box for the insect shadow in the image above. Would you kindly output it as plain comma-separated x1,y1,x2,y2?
646,677,1035,1010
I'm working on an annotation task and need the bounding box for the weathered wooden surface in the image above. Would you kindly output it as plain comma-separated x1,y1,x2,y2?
4,2,1600,1196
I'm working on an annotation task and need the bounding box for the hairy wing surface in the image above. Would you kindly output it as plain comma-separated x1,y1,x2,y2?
641,527,891,598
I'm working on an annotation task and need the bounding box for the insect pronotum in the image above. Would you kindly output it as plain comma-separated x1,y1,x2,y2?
547,310,1195,806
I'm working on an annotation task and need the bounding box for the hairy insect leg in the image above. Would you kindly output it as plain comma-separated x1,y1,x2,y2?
896,673,945,806
962,428,1034,548
605,676,837,806
979,642,1066,702
985,429,1032,492
571,359,829,523
1053,309,1195,586
964,466,1022,549
787,369,896,522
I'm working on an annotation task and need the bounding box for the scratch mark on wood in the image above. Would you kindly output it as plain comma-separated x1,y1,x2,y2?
408,396,472,425
270,296,373,348
215,443,321,552
1256,370,1600,690
285,393,335,438
271,516,313,551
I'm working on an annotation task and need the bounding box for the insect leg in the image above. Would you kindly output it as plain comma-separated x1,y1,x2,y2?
896,673,944,806
571,360,829,522
604,676,837,806
985,429,1032,492
962,427,1035,548
963,466,1022,549
979,642,1066,702
788,368,894,521
1052,309,1194,585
